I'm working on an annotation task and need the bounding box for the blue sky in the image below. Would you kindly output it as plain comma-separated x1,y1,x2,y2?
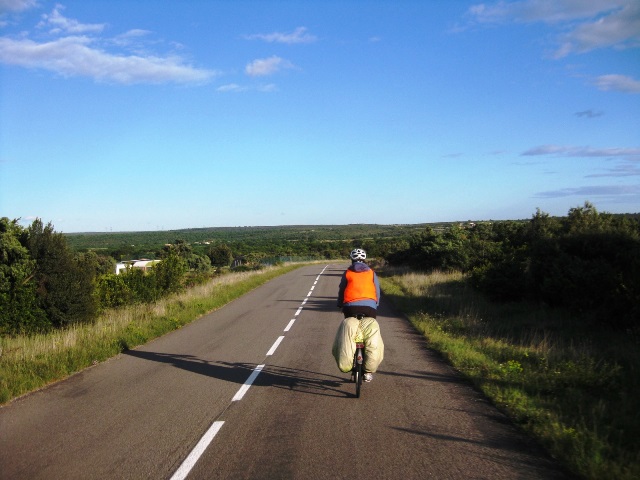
1,0,639,233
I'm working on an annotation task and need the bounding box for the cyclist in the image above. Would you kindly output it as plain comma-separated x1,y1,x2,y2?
336,248,383,382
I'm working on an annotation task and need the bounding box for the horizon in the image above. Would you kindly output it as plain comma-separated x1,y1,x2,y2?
60,208,640,235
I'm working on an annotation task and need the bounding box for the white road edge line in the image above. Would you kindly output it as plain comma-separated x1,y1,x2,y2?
170,421,225,480
267,336,285,356
232,364,265,401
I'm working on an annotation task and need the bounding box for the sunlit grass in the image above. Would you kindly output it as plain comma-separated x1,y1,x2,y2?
379,267,639,480
0,264,304,404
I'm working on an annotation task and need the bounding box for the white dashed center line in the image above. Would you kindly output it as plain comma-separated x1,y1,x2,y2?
170,265,329,479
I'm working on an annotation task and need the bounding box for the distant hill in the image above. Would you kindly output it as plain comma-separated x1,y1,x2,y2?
63,223,441,251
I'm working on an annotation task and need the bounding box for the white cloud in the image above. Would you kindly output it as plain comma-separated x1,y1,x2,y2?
469,0,626,24
111,29,153,46
0,36,217,85
467,0,640,57
217,83,247,93
0,0,37,15
0,4,217,85
244,27,317,44
38,4,107,34
594,74,640,93
216,83,278,93
554,2,640,57
245,55,293,77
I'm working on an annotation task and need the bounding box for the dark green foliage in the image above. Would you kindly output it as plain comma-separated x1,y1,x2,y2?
153,252,186,295
186,254,211,273
386,203,640,330
65,224,428,262
95,274,134,308
27,219,98,328
5,206,637,335
77,250,116,278
0,218,49,334
207,243,233,268
95,253,186,308
161,239,210,274
527,204,640,329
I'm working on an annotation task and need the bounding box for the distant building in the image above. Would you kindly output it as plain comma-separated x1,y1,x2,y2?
115,259,161,274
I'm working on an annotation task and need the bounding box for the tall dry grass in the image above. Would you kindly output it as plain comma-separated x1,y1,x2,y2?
0,264,302,404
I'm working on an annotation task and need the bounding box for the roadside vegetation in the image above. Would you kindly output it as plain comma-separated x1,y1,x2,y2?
379,269,639,480
0,263,303,404
378,202,639,480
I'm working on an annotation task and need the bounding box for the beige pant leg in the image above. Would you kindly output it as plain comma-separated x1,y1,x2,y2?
361,317,384,373
332,316,360,373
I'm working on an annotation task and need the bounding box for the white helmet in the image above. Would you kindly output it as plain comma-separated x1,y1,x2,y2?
350,248,366,261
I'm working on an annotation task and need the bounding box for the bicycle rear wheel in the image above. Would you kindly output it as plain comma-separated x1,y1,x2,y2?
354,344,364,398
355,362,362,398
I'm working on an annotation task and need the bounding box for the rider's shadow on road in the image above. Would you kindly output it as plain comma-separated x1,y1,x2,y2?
123,349,350,398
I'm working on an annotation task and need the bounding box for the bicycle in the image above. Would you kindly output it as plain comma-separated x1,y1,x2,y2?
351,341,366,398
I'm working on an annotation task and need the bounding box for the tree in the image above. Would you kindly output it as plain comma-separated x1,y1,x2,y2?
160,239,192,259
207,243,233,268
95,273,134,308
0,218,49,334
152,252,186,295
27,219,97,327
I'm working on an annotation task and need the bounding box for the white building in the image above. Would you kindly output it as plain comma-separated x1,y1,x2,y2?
115,259,161,274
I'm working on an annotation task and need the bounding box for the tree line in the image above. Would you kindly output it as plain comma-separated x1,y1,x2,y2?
3,202,638,335
1,218,406,335
0,218,236,335
386,202,640,330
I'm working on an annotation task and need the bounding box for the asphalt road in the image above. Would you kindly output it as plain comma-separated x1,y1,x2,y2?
0,264,569,479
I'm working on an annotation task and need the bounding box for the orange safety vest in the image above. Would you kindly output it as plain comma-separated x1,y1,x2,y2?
343,269,377,303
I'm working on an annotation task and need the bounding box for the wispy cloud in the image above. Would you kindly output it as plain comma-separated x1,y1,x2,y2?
110,29,153,47
468,0,627,24
575,109,604,118
216,83,247,93
244,27,317,44
534,184,640,198
245,55,293,77
554,2,640,58
37,4,106,34
0,4,216,85
216,83,277,93
522,145,640,158
466,0,640,58
594,74,640,93
586,163,640,178
0,36,216,84
0,0,37,15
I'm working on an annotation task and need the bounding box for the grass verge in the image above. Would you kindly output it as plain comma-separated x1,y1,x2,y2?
379,267,639,480
0,264,304,406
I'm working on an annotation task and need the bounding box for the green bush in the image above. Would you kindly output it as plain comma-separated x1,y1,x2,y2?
95,274,134,308
386,203,640,330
